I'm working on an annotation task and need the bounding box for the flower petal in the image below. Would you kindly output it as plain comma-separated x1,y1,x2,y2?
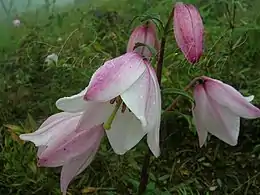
192,86,209,147
120,63,161,157
85,52,146,101
19,112,82,147
194,84,240,146
204,77,260,119
56,87,91,112
76,102,114,132
120,68,150,127
38,125,104,167
60,149,97,195
145,65,161,157
106,107,145,155
60,125,103,195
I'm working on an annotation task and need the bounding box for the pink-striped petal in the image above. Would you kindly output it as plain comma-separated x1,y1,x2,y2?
84,52,146,101
173,2,204,63
105,107,145,155
38,125,104,167
60,125,103,195
19,112,82,147
203,77,260,119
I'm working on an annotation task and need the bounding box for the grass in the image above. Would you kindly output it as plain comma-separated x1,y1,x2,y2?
1,0,260,194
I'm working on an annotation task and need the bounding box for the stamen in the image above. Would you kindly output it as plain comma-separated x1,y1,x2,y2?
110,98,116,104
103,99,122,130
121,103,127,113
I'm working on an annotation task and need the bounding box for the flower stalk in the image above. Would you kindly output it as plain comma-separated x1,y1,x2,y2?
138,6,175,195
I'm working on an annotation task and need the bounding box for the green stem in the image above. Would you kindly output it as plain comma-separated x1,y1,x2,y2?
103,100,122,130
137,6,175,195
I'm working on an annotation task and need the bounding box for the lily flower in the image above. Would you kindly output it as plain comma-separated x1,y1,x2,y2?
19,112,104,195
173,2,204,64
56,52,161,157
127,21,160,59
192,76,260,147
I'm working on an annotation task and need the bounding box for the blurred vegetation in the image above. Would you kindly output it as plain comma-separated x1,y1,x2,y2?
0,0,260,194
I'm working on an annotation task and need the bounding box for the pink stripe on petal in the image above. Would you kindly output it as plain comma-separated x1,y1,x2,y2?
85,52,146,101
127,25,146,53
19,112,82,146
60,125,103,195
127,21,160,58
38,125,104,167
60,148,98,195
173,2,203,63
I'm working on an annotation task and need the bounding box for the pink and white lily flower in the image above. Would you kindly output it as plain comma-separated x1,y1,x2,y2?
56,52,161,157
192,76,260,147
19,112,104,195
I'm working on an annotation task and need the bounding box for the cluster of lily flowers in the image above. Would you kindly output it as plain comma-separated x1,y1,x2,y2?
19,2,260,194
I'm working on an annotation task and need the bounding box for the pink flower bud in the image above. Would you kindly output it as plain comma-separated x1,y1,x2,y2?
173,2,204,64
127,21,160,59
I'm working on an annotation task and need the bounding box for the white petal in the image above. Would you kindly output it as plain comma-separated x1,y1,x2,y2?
194,84,240,146
19,112,82,146
105,107,146,155
56,87,91,113
204,77,260,119
121,63,161,157
76,102,114,132
192,103,208,147
120,68,150,127
145,65,161,157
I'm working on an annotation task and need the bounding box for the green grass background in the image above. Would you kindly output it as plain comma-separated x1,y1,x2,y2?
0,0,260,194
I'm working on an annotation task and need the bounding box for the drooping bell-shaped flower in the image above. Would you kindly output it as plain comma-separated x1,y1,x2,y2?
19,112,104,195
192,76,260,147
173,2,204,64
56,52,161,157
127,21,160,59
